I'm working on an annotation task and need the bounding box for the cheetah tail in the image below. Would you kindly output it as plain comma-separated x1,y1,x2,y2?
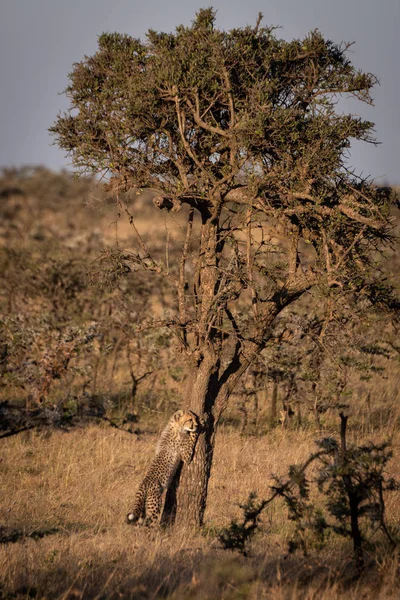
126,488,146,525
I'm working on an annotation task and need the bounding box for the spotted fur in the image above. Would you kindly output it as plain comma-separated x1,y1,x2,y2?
127,409,200,525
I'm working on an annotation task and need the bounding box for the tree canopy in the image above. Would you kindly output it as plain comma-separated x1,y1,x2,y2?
51,8,394,308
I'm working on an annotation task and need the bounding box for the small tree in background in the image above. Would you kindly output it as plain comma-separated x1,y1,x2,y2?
219,414,398,568
51,9,397,526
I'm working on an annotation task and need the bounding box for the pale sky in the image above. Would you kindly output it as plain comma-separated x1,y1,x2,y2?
0,0,399,183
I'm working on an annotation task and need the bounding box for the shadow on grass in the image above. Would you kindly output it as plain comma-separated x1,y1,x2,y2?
0,526,60,545
2,535,398,599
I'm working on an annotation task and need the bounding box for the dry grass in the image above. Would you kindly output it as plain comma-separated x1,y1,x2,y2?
1,424,399,599
1,172,399,597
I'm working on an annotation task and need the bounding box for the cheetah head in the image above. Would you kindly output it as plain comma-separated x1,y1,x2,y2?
174,409,200,433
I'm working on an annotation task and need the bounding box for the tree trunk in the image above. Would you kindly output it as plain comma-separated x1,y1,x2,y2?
175,422,216,526
165,322,283,527
161,352,219,527
160,212,312,527
167,344,260,526
179,350,220,526
270,378,279,426
339,413,364,568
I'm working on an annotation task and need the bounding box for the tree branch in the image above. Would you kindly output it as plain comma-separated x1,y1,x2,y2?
185,97,229,138
177,207,194,341
174,95,213,180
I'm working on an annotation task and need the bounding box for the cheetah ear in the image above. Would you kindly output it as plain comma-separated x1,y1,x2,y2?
174,410,183,421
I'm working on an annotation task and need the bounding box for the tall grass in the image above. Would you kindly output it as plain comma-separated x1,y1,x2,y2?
1,424,399,598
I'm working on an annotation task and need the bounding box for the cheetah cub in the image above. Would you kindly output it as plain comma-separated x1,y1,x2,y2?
127,409,200,525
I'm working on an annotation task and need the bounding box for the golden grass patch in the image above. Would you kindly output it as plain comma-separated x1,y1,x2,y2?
1,425,399,598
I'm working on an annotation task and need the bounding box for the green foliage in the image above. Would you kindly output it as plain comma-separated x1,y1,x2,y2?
218,492,267,555
49,8,398,374
51,9,379,198
316,437,398,537
219,417,398,564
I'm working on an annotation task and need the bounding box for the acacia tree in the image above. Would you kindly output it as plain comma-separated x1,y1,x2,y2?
51,9,396,526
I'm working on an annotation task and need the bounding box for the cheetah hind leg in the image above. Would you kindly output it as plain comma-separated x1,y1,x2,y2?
127,487,146,525
143,481,163,527
127,507,145,525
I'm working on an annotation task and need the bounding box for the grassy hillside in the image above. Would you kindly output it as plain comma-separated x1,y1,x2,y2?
0,168,399,598
1,426,399,598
